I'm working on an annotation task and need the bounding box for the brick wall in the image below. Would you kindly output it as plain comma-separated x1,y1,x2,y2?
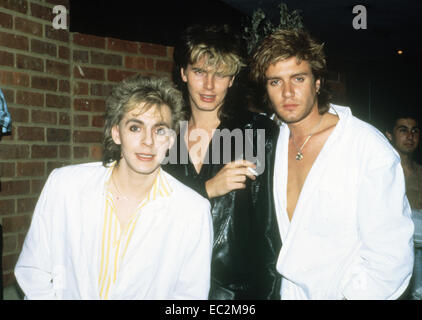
0,0,174,288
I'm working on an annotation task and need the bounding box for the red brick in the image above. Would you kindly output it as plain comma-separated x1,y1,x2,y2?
73,33,105,49
47,128,70,142
31,178,46,194
16,90,44,106
139,43,167,56
0,31,29,51
74,114,89,127
90,83,114,97
156,60,174,73
45,25,69,43
17,162,45,177
59,145,70,158
0,0,28,14
73,50,89,63
90,145,103,160
73,130,102,143
92,115,105,128
0,180,30,196
2,234,17,252
0,145,29,159
0,199,15,215
167,46,174,58
17,197,38,214
16,54,44,72
30,2,54,21
0,12,13,28
8,107,29,123
2,215,31,233
107,37,138,53
32,75,57,91
31,110,57,124
73,66,105,81
58,45,69,60
74,146,89,158
31,145,58,158
74,98,105,112
46,60,70,76
18,126,44,141
46,161,68,173
124,56,151,70
31,39,57,57
107,69,136,82
59,112,70,125
73,82,89,95
0,162,15,178
91,51,122,66
59,79,70,93
0,50,14,66
2,88,13,103
15,17,43,37
46,93,70,109
0,70,30,87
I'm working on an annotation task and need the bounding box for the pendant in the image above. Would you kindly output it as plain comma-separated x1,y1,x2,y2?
295,152,304,161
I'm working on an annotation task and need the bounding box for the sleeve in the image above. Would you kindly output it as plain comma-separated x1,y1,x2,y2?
14,169,59,300
173,199,213,300
340,153,414,299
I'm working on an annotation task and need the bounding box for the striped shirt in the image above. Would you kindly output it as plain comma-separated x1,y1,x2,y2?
98,167,172,300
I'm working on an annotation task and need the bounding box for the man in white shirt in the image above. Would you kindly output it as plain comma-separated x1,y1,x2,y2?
14,75,213,299
250,29,414,299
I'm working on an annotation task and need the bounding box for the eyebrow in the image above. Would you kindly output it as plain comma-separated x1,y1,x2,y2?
397,125,420,130
125,118,170,128
266,72,309,80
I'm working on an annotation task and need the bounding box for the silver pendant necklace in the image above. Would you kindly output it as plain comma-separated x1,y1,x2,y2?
290,115,324,161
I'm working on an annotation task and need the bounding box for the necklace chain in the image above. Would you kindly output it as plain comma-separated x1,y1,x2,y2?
111,173,130,201
290,115,324,161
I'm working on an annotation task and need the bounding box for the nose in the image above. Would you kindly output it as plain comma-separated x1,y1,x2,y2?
204,73,215,90
282,82,294,98
141,129,154,146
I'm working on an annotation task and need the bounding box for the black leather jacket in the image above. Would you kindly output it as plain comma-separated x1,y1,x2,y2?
163,111,281,299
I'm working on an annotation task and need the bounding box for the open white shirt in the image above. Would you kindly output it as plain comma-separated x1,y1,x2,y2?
15,162,213,299
273,105,414,299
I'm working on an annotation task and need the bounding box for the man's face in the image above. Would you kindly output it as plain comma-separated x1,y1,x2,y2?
265,56,320,124
112,103,174,176
181,56,234,114
387,118,420,155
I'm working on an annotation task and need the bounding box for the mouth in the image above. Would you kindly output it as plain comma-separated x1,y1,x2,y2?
283,104,299,110
136,153,155,161
199,94,216,103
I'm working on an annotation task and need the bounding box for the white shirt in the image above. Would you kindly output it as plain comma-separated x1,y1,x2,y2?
15,162,213,300
273,105,414,299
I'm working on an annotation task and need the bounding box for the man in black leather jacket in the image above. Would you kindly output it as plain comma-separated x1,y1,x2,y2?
163,24,281,299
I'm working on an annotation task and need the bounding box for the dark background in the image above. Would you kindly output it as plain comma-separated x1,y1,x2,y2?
69,0,422,158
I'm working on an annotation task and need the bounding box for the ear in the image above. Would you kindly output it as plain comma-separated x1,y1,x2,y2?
315,78,321,93
180,68,187,83
228,75,235,88
385,131,393,142
111,125,121,145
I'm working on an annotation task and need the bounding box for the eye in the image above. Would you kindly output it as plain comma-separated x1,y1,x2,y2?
129,125,140,132
155,127,168,136
411,128,420,134
295,76,305,82
193,69,204,76
268,79,280,86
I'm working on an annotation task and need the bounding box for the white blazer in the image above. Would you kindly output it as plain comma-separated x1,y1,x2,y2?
15,162,213,300
274,105,414,299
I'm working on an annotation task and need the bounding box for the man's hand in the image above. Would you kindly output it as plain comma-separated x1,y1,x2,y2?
205,160,257,199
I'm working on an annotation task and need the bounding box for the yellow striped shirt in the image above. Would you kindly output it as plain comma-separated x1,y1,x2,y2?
98,167,172,300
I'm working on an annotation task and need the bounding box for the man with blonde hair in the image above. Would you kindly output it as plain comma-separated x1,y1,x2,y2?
251,29,414,299
15,75,213,299
164,24,282,299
